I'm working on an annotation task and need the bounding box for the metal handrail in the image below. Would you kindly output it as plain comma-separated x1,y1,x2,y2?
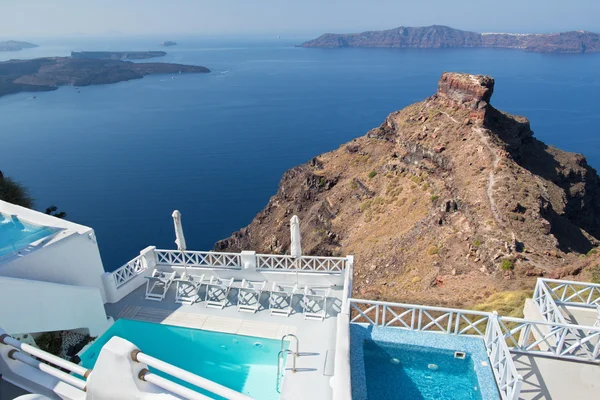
131,350,252,400
276,349,297,394
7,349,87,391
281,334,299,355
0,333,91,378
138,369,212,400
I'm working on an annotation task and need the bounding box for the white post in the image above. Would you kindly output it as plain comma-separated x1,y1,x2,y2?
240,251,257,273
342,256,354,315
140,246,158,271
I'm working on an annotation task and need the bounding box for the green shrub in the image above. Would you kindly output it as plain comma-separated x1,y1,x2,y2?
368,170,377,179
431,195,439,202
427,246,439,255
500,259,514,271
0,175,33,208
473,239,482,248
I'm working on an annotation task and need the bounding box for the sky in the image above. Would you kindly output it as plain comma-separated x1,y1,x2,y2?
1,0,599,38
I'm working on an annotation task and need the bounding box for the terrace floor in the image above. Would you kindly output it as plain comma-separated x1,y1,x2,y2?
104,284,343,400
513,353,600,399
560,305,598,327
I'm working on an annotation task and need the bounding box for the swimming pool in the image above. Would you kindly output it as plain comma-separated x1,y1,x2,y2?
0,213,57,257
79,319,283,399
350,325,500,400
364,341,483,400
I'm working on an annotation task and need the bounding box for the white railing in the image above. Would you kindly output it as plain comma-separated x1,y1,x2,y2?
0,332,90,392
537,278,600,308
533,279,568,327
155,249,243,269
132,350,252,400
497,316,600,362
485,315,523,400
256,254,346,272
0,331,252,400
113,254,146,288
348,299,491,336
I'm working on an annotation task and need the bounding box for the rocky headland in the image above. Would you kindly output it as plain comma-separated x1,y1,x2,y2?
216,72,600,310
70,51,167,60
0,41,38,52
0,57,210,98
300,25,600,53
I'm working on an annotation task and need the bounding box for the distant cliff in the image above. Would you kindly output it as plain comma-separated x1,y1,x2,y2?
217,72,600,309
71,51,167,60
300,25,600,53
0,57,210,98
0,41,38,52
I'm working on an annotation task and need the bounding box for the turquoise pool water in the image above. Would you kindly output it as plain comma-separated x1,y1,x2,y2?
0,214,57,257
350,325,499,400
80,319,282,400
363,341,482,400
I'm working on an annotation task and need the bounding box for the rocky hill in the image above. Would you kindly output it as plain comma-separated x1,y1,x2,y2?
0,41,38,52
300,25,600,53
216,72,600,308
0,57,209,98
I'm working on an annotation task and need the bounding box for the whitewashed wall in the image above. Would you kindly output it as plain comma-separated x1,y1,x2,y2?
0,276,109,336
0,201,107,302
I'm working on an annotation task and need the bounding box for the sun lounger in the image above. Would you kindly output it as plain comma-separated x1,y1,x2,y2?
205,277,235,309
302,286,331,321
269,283,298,317
174,274,205,305
145,270,177,302
237,279,267,313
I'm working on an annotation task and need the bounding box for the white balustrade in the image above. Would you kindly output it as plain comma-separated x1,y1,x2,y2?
485,315,523,400
256,254,346,272
348,299,490,336
112,255,146,288
537,278,600,308
155,249,242,269
497,316,600,362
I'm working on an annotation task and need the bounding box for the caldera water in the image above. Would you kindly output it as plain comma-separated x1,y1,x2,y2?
1,36,599,270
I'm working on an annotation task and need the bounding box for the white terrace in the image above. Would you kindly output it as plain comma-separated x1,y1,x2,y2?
1,200,600,400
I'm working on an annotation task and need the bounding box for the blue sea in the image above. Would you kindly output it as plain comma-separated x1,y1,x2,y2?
2,36,600,270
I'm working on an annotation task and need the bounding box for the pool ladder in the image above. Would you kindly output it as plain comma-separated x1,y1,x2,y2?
276,334,299,393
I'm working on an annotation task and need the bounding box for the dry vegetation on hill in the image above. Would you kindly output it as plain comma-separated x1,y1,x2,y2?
217,72,600,312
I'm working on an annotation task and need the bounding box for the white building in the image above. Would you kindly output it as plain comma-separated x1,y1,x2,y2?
0,200,599,400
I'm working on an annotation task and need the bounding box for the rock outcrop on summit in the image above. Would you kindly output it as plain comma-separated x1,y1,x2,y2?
217,72,600,309
300,25,600,53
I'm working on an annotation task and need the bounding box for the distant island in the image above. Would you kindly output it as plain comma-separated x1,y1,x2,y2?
300,25,600,53
0,56,210,98
71,51,166,60
0,41,39,52
161,41,177,47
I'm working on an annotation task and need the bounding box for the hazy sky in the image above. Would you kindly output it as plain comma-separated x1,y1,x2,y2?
2,0,599,38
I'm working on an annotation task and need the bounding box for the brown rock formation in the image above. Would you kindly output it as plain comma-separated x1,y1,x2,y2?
216,72,600,309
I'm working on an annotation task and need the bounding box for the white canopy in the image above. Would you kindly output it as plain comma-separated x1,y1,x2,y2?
172,210,187,251
290,215,302,257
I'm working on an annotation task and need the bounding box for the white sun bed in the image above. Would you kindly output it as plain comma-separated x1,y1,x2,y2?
174,273,205,305
237,279,267,313
145,270,177,302
302,286,331,321
205,277,235,309
269,282,299,317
